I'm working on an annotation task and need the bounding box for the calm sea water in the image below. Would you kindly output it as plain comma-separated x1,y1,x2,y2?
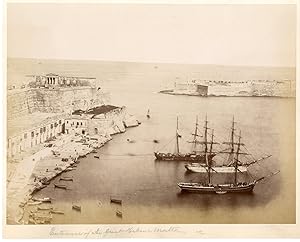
8,59,296,224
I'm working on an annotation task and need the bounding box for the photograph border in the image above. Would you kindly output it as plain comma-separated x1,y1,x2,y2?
2,0,299,238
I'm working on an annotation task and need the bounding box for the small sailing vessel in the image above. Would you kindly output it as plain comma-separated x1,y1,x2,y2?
178,118,278,194
147,109,150,118
185,117,271,173
154,116,216,162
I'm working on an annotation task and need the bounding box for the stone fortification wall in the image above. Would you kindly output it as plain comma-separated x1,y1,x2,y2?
7,87,110,119
7,89,32,119
203,80,296,97
88,107,127,136
71,107,137,136
65,106,139,136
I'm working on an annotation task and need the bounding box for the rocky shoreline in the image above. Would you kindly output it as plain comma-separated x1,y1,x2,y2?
7,114,140,225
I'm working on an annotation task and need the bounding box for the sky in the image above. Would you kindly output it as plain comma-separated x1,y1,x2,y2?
7,3,297,66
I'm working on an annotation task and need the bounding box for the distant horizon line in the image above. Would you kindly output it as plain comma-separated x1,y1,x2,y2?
7,57,296,69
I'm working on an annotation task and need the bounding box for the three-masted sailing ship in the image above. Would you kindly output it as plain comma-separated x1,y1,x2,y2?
185,117,271,173
178,118,277,194
154,116,216,162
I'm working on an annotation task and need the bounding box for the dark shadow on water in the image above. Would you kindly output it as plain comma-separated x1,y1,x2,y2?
176,188,260,210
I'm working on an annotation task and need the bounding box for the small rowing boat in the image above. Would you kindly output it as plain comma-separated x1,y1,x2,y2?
54,184,67,189
116,210,123,218
32,197,52,203
110,198,122,205
60,177,73,182
72,205,81,212
51,210,65,215
65,167,75,171
37,206,53,211
27,201,42,206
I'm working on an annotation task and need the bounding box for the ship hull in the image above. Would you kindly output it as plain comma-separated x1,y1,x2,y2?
178,182,255,193
154,152,215,162
185,164,248,173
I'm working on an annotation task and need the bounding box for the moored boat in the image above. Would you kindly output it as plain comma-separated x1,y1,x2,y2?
184,117,272,174
116,210,123,217
110,198,122,205
146,109,150,118
27,201,42,206
154,116,217,162
185,163,248,173
32,197,52,203
54,184,67,189
178,181,256,193
65,167,76,171
72,205,81,212
154,152,215,162
37,206,53,211
51,210,65,215
178,117,278,194
60,177,74,182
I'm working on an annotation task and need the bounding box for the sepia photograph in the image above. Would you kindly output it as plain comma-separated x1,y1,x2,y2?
3,0,299,238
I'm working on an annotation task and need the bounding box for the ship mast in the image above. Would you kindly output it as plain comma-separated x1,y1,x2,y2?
175,116,180,154
204,115,208,155
210,129,214,154
192,116,199,153
234,130,242,185
207,128,215,184
228,116,235,165
203,115,211,184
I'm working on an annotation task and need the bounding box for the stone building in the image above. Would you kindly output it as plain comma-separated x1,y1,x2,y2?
7,113,67,158
65,117,88,135
7,73,110,158
27,73,97,88
174,82,208,96
65,105,133,136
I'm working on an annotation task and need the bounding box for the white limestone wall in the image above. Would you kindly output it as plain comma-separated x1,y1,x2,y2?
87,107,139,136
7,118,65,159
7,87,110,119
